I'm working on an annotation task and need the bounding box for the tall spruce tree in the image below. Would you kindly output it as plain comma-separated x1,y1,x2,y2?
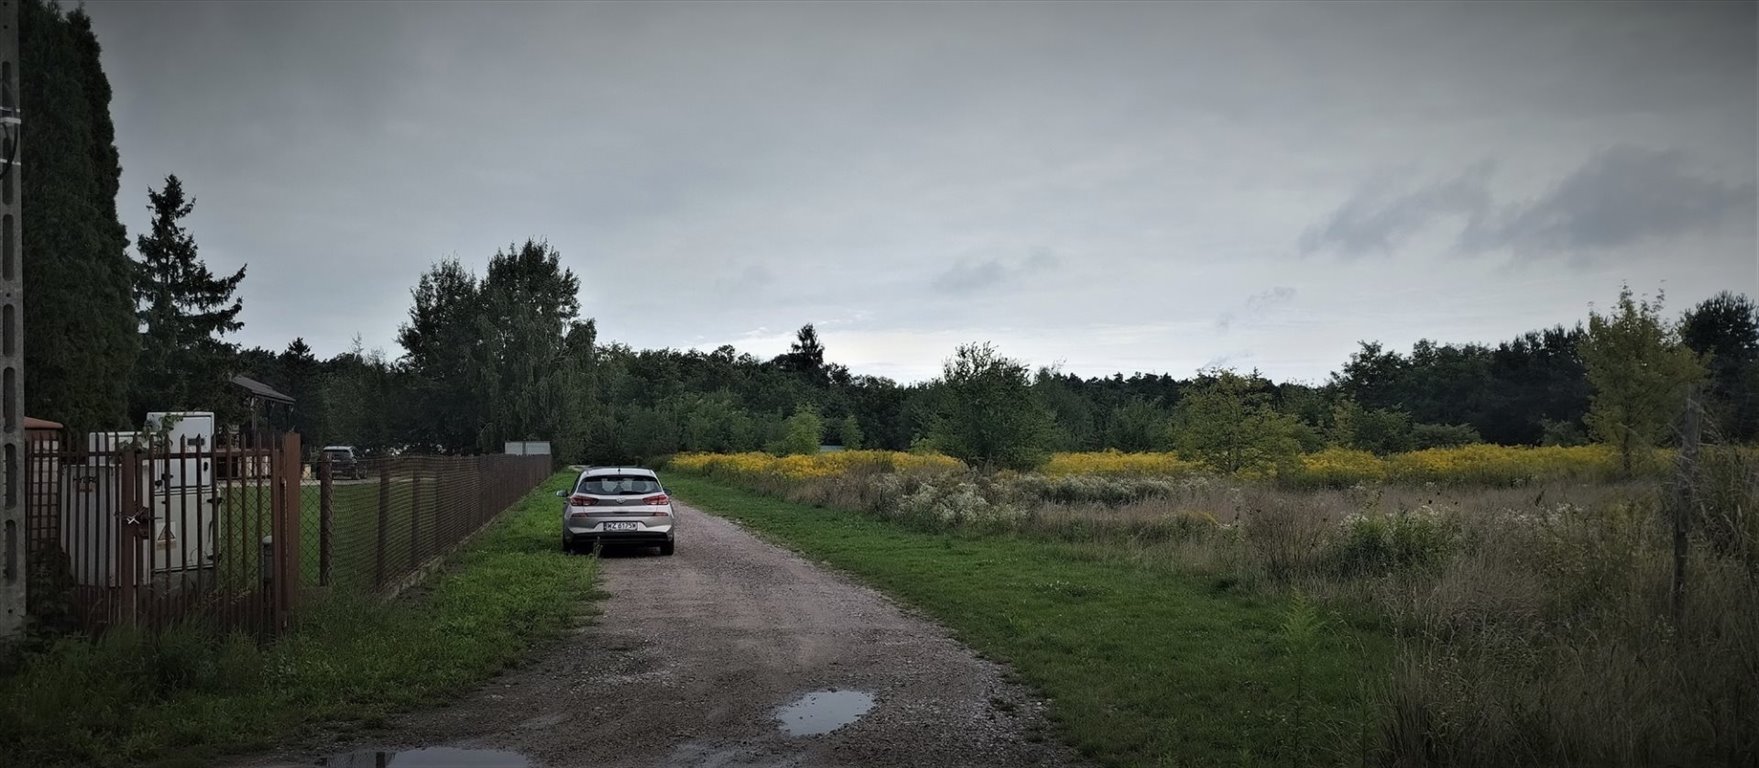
20,0,136,429
131,175,247,419
279,337,323,439
779,324,828,385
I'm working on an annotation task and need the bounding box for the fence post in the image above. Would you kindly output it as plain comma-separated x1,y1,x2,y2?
280,433,302,629
410,463,421,563
266,437,283,634
431,461,441,555
1671,389,1701,623
477,460,487,525
376,461,389,589
117,446,140,628
318,456,332,587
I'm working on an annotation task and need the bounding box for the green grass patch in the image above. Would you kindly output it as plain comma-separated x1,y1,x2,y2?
0,472,596,768
220,483,426,593
666,475,1388,767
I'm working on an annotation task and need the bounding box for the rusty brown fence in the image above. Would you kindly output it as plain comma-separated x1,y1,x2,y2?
24,431,302,637
24,430,551,637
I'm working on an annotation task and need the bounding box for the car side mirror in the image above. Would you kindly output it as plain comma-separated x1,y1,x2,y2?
554,490,568,498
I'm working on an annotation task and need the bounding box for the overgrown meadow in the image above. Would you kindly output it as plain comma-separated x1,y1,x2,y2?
670,447,1759,766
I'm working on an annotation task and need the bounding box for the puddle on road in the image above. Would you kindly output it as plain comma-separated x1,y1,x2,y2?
317,747,531,767
774,689,876,737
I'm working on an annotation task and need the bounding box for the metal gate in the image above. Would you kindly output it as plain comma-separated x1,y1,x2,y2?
26,430,302,636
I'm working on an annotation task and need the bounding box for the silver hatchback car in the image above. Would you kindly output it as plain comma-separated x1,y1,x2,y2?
558,467,677,555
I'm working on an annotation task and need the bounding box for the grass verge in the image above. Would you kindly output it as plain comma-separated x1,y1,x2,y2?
0,471,595,768
665,474,1388,767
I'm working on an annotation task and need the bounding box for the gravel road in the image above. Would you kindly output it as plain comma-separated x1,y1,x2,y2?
253,501,1082,768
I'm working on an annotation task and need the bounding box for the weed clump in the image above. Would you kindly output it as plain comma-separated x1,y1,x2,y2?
1325,508,1458,577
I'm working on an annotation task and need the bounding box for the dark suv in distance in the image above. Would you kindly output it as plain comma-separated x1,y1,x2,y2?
319,445,367,480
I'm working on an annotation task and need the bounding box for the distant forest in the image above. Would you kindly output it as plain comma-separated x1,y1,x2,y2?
209,271,1750,467
21,0,1759,464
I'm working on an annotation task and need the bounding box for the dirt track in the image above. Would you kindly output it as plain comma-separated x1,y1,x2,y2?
254,501,1081,768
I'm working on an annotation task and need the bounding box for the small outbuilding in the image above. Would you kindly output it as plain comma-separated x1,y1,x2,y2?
230,375,295,422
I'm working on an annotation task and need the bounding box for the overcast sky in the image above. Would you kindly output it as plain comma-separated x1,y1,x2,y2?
85,1,1757,383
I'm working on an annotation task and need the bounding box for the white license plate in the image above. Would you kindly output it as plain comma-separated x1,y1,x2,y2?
602,522,639,532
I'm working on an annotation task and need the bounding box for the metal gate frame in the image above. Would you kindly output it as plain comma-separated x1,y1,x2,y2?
28,430,302,636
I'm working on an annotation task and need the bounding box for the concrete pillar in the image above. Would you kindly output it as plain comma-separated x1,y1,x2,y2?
0,0,26,639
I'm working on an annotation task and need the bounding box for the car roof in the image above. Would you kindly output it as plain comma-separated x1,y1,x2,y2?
578,466,657,479
321,445,354,451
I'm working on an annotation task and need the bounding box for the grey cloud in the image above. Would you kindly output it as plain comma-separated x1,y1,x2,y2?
1303,147,1755,262
1217,286,1297,333
732,264,774,292
1299,163,1493,257
933,260,1006,295
931,249,1058,295
1460,146,1757,255
1246,286,1297,312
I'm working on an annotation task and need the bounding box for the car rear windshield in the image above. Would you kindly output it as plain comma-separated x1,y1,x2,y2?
323,450,350,458
577,476,661,495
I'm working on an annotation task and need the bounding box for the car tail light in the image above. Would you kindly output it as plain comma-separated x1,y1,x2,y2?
643,493,669,505
569,494,596,507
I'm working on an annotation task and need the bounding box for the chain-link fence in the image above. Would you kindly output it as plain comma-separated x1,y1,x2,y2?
302,454,552,597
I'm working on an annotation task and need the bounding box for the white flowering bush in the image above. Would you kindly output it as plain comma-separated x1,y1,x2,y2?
1007,473,1182,505
884,479,1024,532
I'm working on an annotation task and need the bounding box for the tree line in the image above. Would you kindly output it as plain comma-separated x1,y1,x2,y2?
171,276,1759,473
20,0,1757,468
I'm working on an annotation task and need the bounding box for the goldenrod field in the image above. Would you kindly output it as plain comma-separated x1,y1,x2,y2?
671,443,1660,487
668,449,961,482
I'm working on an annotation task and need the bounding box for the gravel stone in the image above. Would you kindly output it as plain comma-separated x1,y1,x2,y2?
241,502,1085,768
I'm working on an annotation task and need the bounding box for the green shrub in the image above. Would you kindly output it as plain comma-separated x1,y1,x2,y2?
929,342,1057,471
768,406,823,456
836,415,864,450
1326,509,1456,576
1410,423,1482,450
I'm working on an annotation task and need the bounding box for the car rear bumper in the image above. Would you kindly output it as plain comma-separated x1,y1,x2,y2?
565,521,673,543
565,531,674,550
568,530,673,544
